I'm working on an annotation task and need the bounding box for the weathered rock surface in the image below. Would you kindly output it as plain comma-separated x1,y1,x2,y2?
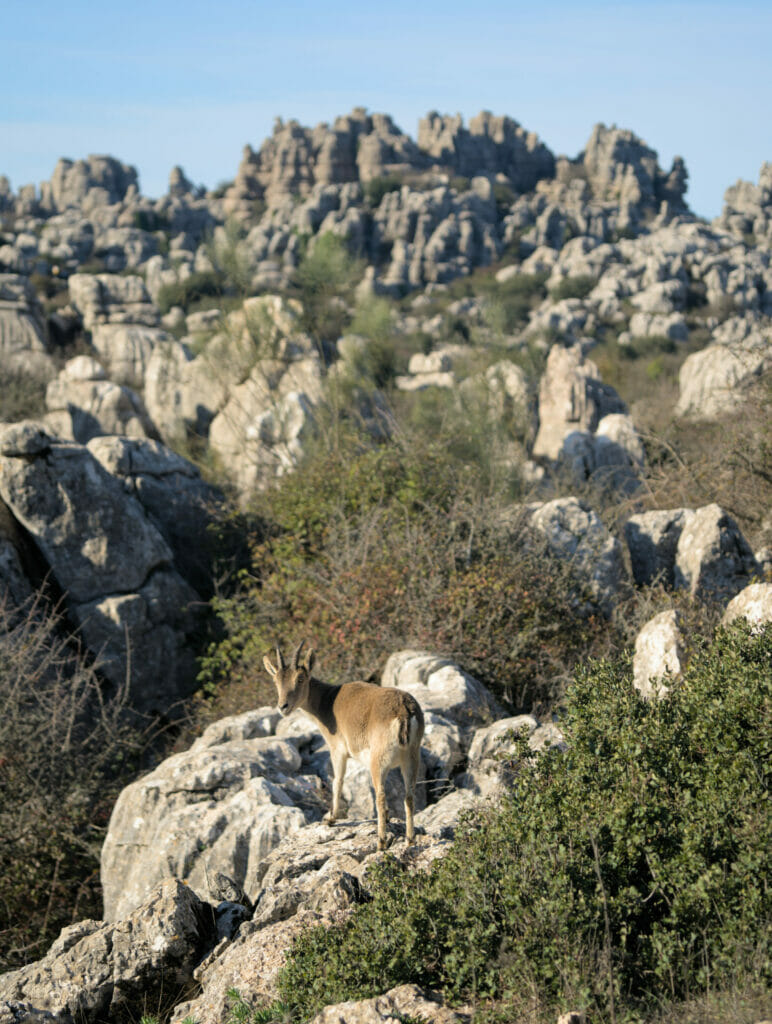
0,422,201,710
633,609,685,699
44,355,157,444
0,274,55,379
673,504,759,602
625,509,694,587
308,984,472,1024
715,162,772,246
0,879,214,1024
722,582,772,628
528,496,625,613
68,273,159,330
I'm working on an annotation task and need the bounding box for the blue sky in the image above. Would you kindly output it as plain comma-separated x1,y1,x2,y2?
2,1,770,218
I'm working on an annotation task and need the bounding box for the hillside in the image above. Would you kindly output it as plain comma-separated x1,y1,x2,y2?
0,109,770,1024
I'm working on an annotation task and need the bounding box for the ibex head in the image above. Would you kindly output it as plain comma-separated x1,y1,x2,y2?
263,640,316,716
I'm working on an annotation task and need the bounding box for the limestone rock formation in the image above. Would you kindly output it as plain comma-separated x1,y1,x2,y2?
715,162,772,246
0,422,201,711
633,610,685,699
528,496,625,614
0,879,213,1024
721,582,772,628
417,110,555,192
0,274,55,379
625,509,694,587
673,504,759,602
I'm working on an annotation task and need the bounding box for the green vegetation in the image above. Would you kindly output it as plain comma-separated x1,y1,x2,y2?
156,268,225,314
277,622,771,1022
549,273,597,302
198,428,610,715
294,231,361,342
0,366,48,421
363,175,403,207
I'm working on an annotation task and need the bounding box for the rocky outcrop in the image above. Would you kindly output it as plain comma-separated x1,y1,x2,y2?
0,880,214,1024
675,316,771,420
673,504,759,602
0,422,202,712
68,272,159,330
715,162,772,246
722,582,772,628
625,509,693,587
417,110,555,192
0,274,55,379
38,155,139,215
44,355,157,444
527,496,625,614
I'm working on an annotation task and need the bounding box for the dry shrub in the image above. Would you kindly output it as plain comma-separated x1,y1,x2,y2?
0,592,149,970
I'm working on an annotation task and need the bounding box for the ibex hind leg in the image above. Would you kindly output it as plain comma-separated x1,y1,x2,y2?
400,747,420,845
371,749,390,851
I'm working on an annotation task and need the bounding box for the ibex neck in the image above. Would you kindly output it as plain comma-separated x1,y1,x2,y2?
301,676,341,734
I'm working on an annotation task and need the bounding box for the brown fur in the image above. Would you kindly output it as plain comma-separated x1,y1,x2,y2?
263,643,425,850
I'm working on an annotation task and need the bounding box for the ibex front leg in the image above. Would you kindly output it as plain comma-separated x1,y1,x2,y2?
326,747,348,824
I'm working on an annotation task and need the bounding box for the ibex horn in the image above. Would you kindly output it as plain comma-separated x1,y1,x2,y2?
292,639,305,668
275,645,285,670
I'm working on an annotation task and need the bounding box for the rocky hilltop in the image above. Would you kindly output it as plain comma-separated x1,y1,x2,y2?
0,108,770,1024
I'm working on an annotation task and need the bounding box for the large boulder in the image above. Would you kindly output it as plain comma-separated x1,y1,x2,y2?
0,879,214,1024
528,496,625,614
101,732,313,921
86,435,222,595
722,583,772,628
44,355,157,444
0,422,200,711
673,504,759,602
675,328,771,420
532,344,627,462
89,324,173,388
625,509,694,587
632,610,685,700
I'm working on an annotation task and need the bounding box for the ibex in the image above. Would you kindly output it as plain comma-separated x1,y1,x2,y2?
263,641,425,850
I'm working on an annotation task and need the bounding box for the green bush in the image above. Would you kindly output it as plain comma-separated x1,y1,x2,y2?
198,431,608,712
0,367,48,421
549,274,597,302
363,175,403,207
156,269,225,314
278,622,771,1021
294,232,360,342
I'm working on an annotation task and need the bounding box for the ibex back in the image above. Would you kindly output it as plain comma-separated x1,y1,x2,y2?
263,641,424,849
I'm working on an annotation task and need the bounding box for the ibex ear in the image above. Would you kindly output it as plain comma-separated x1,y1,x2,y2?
263,655,278,679
304,648,315,673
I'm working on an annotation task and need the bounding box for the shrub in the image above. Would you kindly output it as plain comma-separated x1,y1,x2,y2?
0,367,48,421
198,430,610,714
294,232,360,342
0,594,149,970
549,274,597,302
278,622,771,1021
363,176,403,208
156,269,225,314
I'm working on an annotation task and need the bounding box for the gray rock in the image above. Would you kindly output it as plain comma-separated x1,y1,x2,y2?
39,155,138,214
86,435,221,595
45,357,157,444
0,879,213,1024
528,497,625,614
381,651,504,733
675,327,771,420
0,423,199,709
100,735,315,920
674,504,759,602
722,583,772,628
0,274,55,380
625,508,695,587
68,273,159,330
533,344,626,461
633,610,685,699
89,324,172,388
308,984,471,1024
